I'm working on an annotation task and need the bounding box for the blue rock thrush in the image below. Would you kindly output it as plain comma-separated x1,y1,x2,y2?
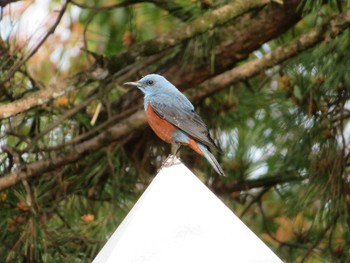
124,74,225,176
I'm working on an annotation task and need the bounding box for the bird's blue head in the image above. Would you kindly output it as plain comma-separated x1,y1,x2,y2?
124,74,176,96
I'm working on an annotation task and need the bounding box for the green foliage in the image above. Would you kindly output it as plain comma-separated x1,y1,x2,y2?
1,0,350,262
303,0,350,14
0,148,139,262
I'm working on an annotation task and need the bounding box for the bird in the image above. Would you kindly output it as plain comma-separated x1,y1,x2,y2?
124,74,225,176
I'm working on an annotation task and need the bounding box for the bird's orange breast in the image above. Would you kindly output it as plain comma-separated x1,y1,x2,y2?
145,102,177,144
145,102,203,155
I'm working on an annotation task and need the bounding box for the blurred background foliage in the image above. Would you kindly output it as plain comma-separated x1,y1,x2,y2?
1,0,350,262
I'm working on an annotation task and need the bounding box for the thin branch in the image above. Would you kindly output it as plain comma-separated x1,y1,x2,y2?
0,0,300,119
104,0,267,73
0,68,101,119
0,48,166,119
3,2,349,191
300,220,333,262
0,0,70,86
148,0,200,21
31,105,139,153
23,82,109,152
71,0,198,21
0,0,22,8
0,4,350,191
188,8,350,100
257,197,309,251
5,230,27,262
82,12,95,64
212,174,302,195
101,0,302,115
0,110,146,191
240,187,270,218
128,0,302,90
71,0,139,11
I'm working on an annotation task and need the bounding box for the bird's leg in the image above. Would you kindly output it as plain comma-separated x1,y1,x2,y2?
171,141,181,156
162,142,181,168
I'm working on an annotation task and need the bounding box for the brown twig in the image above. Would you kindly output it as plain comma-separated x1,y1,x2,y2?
0,110,146,191
300,220,333,262
212,174,302,195
82,12,96,64
0,48,165,119
0,0,22,8
188,9,350,100
240,187,270,218
71,0,199,21
31,105,139,153
256,197,309,251
104,0,267,73
1,0,71,86
71,0,140,11
2,3,350,192
23,81,110,152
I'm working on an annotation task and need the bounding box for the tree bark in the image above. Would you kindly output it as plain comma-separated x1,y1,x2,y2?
2,5,350,191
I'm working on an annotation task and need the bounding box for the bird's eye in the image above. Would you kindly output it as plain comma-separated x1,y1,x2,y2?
147,80,154,86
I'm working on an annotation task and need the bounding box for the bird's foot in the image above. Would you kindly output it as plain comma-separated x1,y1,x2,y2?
160,154,181,170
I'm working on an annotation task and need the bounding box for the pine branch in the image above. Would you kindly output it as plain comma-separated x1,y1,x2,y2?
0,0,70,86
0,49,165,119
0,0,301,119
189,8,350,100
70,0,140,11
3,1,347,191
71,0,199,21
106,0,303,113
0,111,146,191
120,0,303,89
300,220,334,262
0,0,22,8
104,0,268,73
149,0,200,21
211,174,302,194
0,71,93,119
3,0,343,191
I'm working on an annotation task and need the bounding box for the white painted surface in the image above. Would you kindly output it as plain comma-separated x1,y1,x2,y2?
93,157,282,263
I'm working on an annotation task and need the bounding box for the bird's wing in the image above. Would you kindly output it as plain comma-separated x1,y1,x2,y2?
149,94,218,150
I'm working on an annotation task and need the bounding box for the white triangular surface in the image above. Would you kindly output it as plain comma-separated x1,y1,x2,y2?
93,157,282,263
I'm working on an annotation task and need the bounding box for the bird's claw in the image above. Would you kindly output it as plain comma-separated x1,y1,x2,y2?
160,154,181,170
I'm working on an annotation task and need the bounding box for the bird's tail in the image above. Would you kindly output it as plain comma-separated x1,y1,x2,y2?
197,143,226,177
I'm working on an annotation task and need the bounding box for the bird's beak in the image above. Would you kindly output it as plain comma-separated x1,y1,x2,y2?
123,81,141,88
124,81,145,93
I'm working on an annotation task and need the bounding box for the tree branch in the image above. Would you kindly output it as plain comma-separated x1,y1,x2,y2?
71,0,199,21
211,174,302,195
0,111,146,191
157,0,302,88
0,71,94,119
0,0,70,86
0,48,167,119
70,0,139,11
109,0,302,116
0,0,300,119
188,8,350,100
3,3,350,191
104,0,267,73
300,219,334,262
149,0,200,21
0,0,22,8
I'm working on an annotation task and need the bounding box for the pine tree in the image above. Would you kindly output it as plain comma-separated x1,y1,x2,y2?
1,0,350,261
